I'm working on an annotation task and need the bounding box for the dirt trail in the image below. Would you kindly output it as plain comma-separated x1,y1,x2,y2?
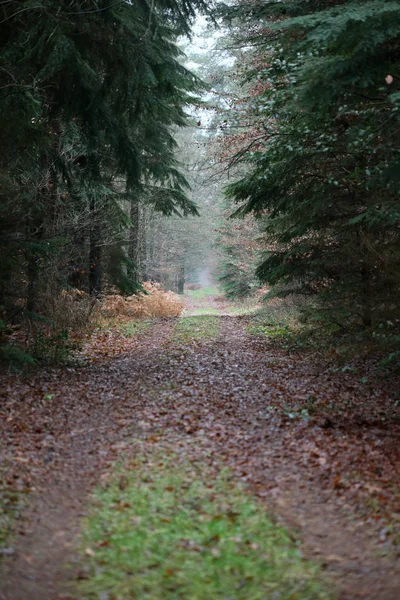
1,304,400,599
0,322,174,599
184,291,231,315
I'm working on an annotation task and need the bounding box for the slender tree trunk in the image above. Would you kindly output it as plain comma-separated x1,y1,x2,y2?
26,251,38,313
177,260,185,294
128,197,140,286
26,214,41,313
89,195,102,297
26,119,62,310
89,231,102,297
139,206,147,281
361,262,372,327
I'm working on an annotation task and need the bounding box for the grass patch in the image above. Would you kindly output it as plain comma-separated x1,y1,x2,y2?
228,304,260,317
0,469,26,556
248,300,303,334
173,316,220,343
116,320,152,337
187,307,221,316
79,454,332,600
247,300,400,370
246,300,326,353
185,285,220,299
247,314,305,353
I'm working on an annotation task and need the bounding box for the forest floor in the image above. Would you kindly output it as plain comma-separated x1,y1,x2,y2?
1,292,400,599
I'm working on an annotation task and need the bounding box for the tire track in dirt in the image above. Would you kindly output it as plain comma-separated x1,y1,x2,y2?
0,321,174,600
1,313,400,600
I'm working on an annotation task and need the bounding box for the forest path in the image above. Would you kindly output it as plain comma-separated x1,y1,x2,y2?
1,301,400,599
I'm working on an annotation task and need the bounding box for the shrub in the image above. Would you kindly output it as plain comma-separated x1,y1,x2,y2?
0,288,98,368
100,281,185,320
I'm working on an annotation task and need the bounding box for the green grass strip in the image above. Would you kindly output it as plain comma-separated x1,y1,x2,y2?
0,468,25,556
79,454,332,600
187,307,221,316
185,285,220,299
173,315,220,343
117,320,152,337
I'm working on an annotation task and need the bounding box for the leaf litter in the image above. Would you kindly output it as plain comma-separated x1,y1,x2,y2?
0,300,400,599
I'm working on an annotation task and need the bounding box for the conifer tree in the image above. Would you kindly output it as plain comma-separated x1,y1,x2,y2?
219,0,400,326
0,0,209,325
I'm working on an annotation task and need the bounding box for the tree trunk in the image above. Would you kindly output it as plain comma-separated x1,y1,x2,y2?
89,231,102,297
139,205,147,281
177,260,185,294
128,197,140,286
89,195,102,297
26,251,38,313
361,262,372,327
26,120,62,310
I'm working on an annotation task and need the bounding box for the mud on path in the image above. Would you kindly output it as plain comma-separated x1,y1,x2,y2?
1,309,400,599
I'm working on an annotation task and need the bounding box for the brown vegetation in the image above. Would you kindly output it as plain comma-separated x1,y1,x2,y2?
1,282,184,367
99,282,185,320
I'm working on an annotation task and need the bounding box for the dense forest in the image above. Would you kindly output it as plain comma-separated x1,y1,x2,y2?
1,0,400,360
2,3,400,599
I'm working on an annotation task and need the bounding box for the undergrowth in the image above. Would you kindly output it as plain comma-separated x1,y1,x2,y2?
248,298,400,371
78,453,332,600
228,297,261,316
100,282,184,321
1,281,183,370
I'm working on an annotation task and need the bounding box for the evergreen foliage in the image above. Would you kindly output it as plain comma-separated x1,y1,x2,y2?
219,0,400,327
216,212,261,299
0,0,209,348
